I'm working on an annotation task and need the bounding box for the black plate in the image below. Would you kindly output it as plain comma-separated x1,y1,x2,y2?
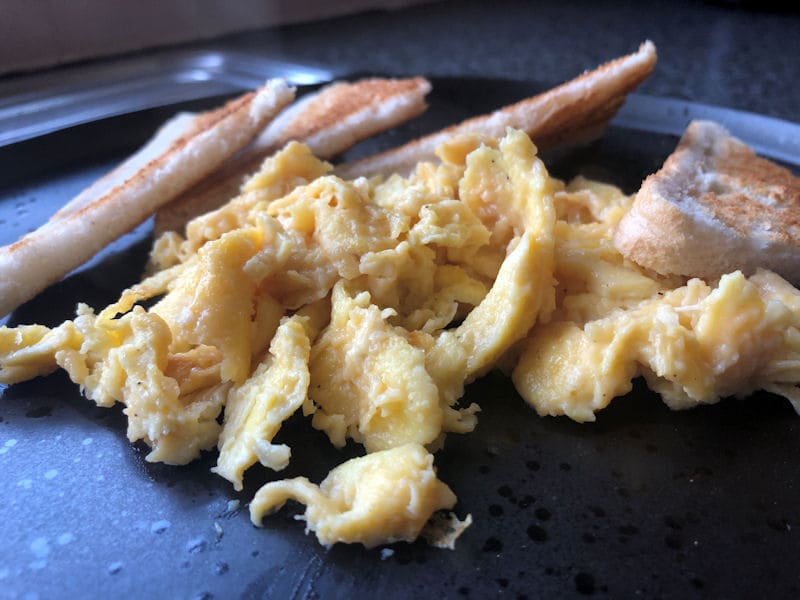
2,77,800,599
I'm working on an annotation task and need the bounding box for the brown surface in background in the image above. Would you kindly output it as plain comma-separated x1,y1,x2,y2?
0,0,431,76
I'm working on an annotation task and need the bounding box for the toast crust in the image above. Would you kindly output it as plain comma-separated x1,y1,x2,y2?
262,77,431,153
51,113,198,221
335,41,657,179
614,120,800,283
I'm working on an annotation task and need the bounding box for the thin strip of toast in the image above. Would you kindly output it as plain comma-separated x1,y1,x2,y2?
52,112,198,220
0,79,295,318
614,120,800,283
154,77,432,235
335,41,657,180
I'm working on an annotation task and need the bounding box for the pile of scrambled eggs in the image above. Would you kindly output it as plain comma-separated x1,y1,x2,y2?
2,129,800,548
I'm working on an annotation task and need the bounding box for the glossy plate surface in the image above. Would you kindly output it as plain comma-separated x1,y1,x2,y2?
1,76,799,599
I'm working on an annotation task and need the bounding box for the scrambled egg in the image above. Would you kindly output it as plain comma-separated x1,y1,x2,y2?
2,128,800,549
250,443,459,548
514,270,800,421
213,314,312,490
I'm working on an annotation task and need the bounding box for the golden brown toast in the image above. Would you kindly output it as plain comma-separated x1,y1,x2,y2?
335,41,657,179
614,120,800,283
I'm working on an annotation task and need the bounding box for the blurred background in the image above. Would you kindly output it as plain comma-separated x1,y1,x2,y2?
1,0,797,122
0,0,430,75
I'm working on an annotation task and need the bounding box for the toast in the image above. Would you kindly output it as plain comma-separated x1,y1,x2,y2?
51,112,198,220
335,41,657,180
0,79,295,318
614,120,800,283
154,77,432,235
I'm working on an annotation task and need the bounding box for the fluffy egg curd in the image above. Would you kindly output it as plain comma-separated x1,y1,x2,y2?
3,128,800,549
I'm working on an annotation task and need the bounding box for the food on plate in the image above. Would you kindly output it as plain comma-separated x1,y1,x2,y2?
335,40,657,179
52,112,199,220
4,41,800,550
0,35,656,320
514,269,800,421
0,128,555,463
614,119,800,284
250,443,462,548
1,127,559,545
5,113,800,548
155,77,433,235
0,78,295,318
212,315,313,490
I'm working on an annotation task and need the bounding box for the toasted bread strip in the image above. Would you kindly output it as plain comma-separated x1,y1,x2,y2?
260,76,432,158
335,41,657,180
154,77,431,235
614,120,800,283
52,112,197,220
0,79,295,318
